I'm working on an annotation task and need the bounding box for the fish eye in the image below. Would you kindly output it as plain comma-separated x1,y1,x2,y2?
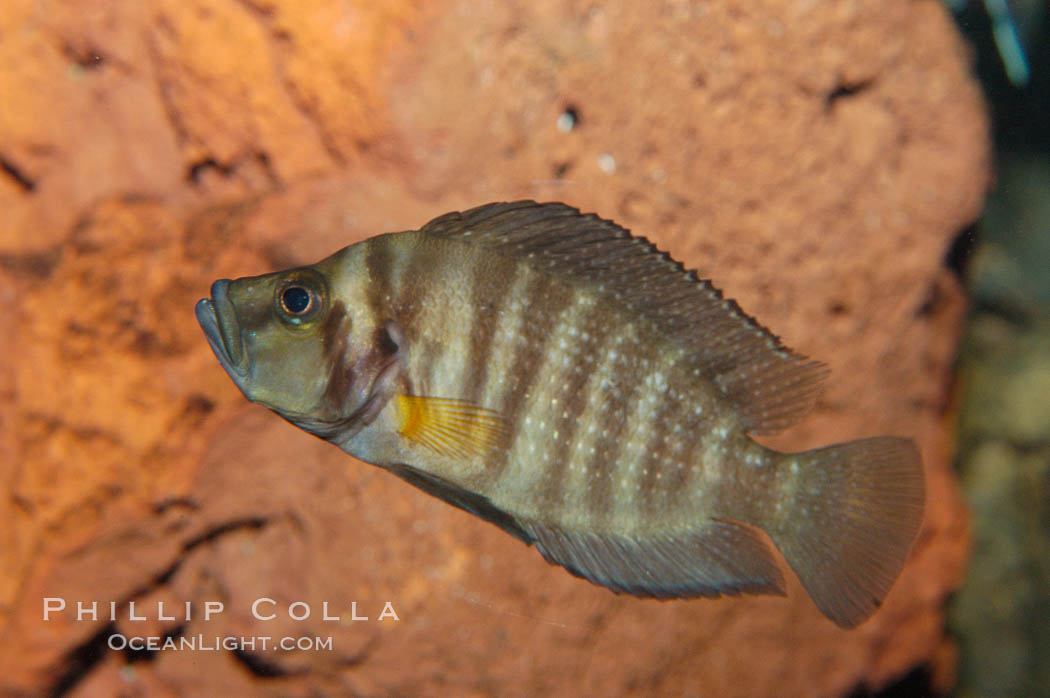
274,271,328,327
281,286,312,315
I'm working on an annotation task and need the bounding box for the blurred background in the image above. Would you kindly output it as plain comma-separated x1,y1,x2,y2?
0,0,1041,695
945,2,1050,697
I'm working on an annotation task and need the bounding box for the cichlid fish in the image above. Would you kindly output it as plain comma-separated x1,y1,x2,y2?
196,201,923,628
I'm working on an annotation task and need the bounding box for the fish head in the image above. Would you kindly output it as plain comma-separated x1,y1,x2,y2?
196,248,400,441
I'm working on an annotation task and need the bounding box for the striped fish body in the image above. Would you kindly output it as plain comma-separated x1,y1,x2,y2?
196,202,924,628
354,231,757,530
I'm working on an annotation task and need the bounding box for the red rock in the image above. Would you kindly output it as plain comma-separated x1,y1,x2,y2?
0,0,986,695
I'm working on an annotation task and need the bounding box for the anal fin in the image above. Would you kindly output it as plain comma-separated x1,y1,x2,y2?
522,518,786,599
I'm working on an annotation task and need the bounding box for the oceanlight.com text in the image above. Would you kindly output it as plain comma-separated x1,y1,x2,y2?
107,633,334,652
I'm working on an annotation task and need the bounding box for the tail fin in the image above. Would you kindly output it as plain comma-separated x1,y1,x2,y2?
767,437,924,628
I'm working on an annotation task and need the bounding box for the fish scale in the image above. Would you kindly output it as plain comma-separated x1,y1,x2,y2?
196,200,925,628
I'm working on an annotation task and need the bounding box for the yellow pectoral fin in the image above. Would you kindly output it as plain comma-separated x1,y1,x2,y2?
396,395,508,460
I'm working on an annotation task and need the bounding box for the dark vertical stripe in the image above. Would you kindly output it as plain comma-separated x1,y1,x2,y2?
320,301,353,415
583,329,638,520
637,384,686,518
463,254,518,407
320,300,349,362
382,234,451,398
583,401,630,521
664,395,716,514
363,237,395,321
531,300,609,513
393,234,442,348
481,270,569,486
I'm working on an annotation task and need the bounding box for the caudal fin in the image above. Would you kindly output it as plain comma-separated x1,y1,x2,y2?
768,437,924,628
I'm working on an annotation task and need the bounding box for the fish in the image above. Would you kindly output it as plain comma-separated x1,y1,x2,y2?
195,200,924,628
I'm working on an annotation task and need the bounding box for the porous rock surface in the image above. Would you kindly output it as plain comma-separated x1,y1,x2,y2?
0,0,987,695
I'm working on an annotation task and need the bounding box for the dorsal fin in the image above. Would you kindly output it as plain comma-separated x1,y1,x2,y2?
421,201,828,434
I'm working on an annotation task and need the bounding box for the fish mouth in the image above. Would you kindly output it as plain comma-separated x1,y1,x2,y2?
195,279,249,380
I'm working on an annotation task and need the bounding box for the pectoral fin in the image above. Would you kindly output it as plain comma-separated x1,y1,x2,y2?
396,395,507,460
